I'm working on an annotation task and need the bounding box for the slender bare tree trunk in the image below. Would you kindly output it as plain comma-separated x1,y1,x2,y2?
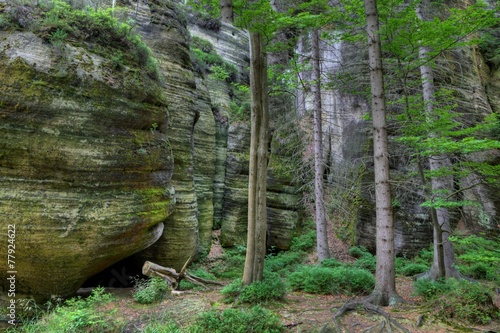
428,157,461,279
243,31,269,285
312,29,331,263
364,0,402,305
417,0,460,280
220,0,233,23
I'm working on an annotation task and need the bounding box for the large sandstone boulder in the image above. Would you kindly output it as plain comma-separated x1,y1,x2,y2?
0,27,174,301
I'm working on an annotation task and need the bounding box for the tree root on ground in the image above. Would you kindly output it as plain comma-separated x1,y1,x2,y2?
333,298,411,333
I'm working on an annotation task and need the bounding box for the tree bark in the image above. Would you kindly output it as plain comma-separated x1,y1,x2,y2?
220,0,233,24
242,31,269,285
416,0,460,280
312,28,331,263
364,0,402,305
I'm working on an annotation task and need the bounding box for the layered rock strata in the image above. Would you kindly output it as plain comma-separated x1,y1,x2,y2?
0,25,174,300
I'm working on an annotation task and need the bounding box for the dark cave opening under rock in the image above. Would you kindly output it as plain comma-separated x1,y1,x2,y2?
80,256,146,289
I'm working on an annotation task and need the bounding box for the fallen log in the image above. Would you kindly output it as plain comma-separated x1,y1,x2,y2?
142,258,223,290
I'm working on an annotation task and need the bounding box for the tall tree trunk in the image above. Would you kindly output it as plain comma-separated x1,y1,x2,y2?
242,31,269,285
429,157,461,279
220,0,233,23
364,0,402,305
312,29,331,262
417,0,460,280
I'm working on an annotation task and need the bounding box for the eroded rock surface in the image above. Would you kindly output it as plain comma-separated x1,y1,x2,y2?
0,26,174,301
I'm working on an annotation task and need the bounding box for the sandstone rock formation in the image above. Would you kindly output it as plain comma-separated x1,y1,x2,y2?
0,25,174,301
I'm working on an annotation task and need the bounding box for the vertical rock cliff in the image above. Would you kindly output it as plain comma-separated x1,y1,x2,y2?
126,0,205,271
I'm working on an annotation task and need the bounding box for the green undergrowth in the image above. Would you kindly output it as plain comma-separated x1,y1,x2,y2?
348,245,430,277
221,272,287,304
6,287,119,333
414,278,500,325
132,277,169,304
288,264,375,295
130,305,285,333
450,234,500,283
194,305,285,333
7,287,286,333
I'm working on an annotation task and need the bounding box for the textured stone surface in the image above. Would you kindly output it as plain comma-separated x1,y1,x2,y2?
128,0,201,271
193,75,216,255
189,24,247,229
220,122,251,247
447,46,500,229
318,39,500,254
0,26,174,301
189,22,250,82
191,23,303,250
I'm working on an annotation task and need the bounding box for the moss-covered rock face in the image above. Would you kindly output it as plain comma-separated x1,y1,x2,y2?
128,0,205,271
220,123,252,247
0,24,174,301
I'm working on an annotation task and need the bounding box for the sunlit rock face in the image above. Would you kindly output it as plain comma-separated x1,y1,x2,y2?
311,36,500,255
0,25,174,301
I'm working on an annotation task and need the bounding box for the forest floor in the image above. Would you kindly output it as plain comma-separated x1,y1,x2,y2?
2,230,498,333
102,229,500,333
102,229,499,333
102,276,500,333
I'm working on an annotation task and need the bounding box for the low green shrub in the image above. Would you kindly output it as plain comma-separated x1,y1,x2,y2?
349,246,370,258
289,230,316,252
288,265,374,295
220,279,243,303
395,257,429,276
265,250,305,276
353,254,376,273
450,235,500,283
458,262,496,280
239,274,287,304
348,246,377,273
209,247,246,279
320,258,344,268
7,287,117,333
414,278,500,324
346,268,376,294
133,277,169,304
221,272,287,304
398,263,429,277
414,278,453,299
415,246,434,265
195,306,285,333
49,27,67,44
